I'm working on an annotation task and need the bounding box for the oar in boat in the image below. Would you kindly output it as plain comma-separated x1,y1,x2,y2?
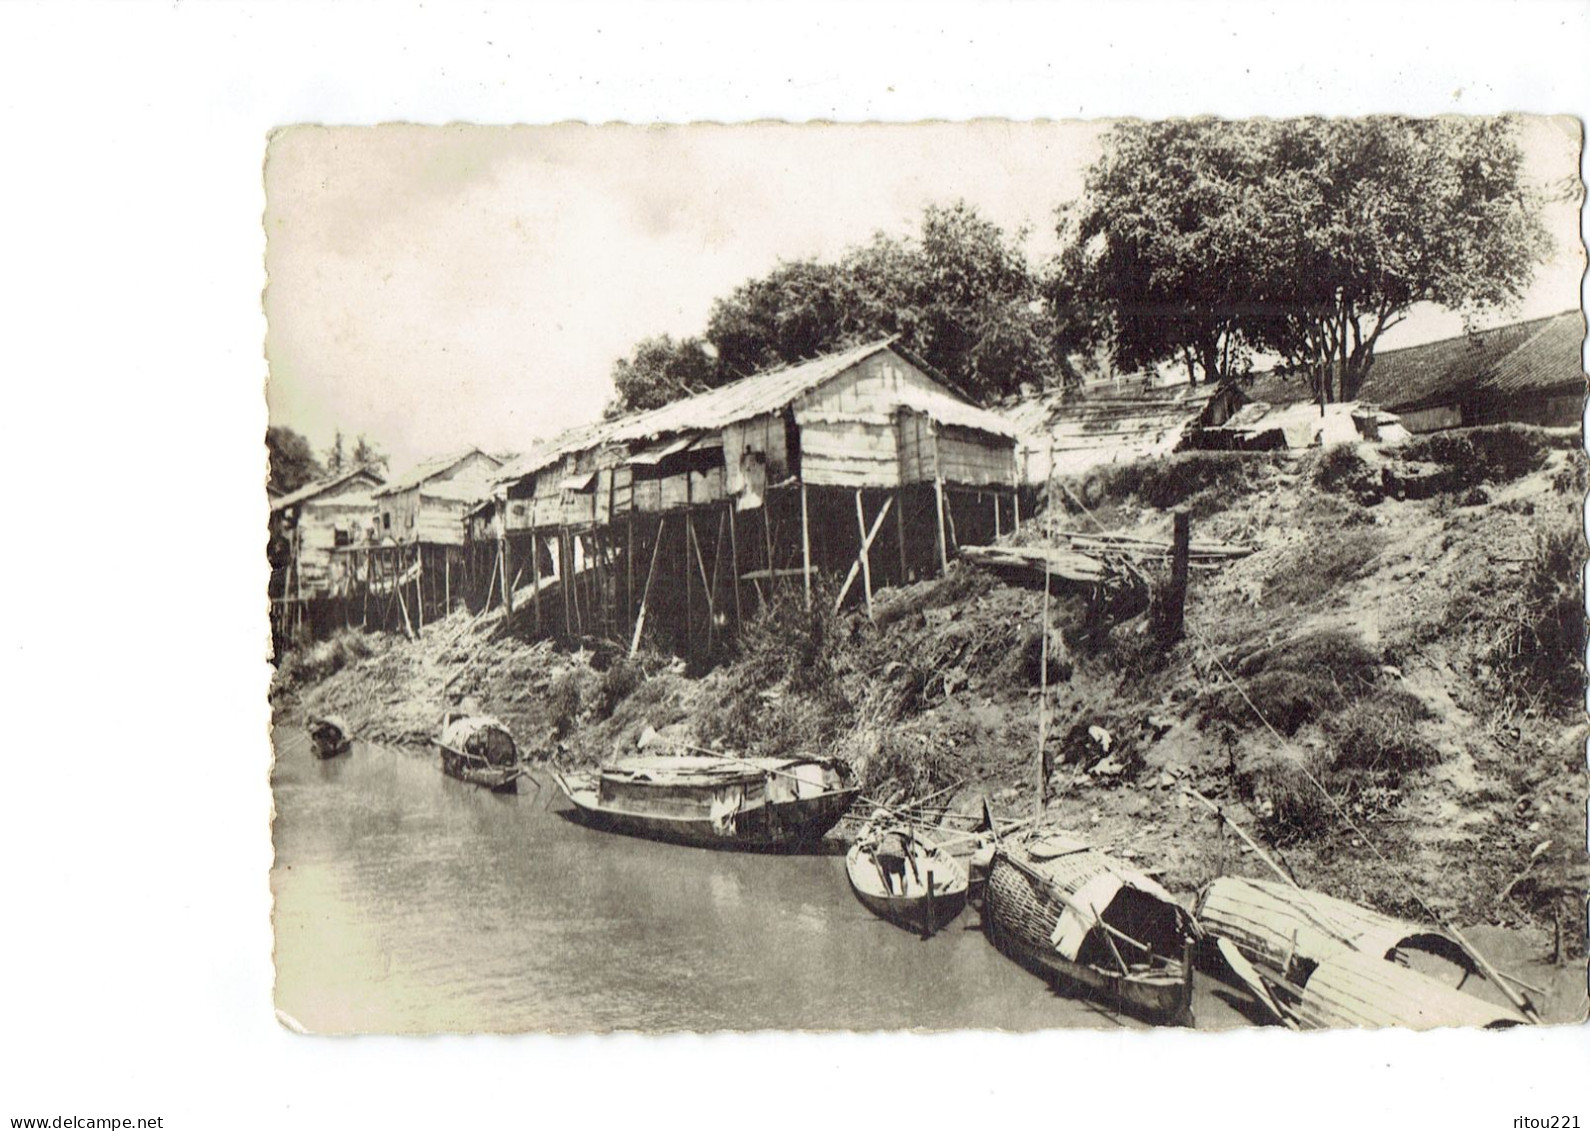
1214,937,1297,1029
888,779,965,816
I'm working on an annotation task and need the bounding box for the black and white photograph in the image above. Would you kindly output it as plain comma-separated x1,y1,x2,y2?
4,4,1589,1129
265,118,1586,1034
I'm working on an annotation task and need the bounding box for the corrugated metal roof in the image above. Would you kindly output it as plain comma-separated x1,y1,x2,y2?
419,479,492,504
1001,383,1215,479
602,338,897,443
373,448,501,497
492,420,618,485
270,467,385,512
496,339,1014,485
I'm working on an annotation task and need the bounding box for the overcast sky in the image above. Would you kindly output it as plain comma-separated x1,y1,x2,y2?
265,118,1584,475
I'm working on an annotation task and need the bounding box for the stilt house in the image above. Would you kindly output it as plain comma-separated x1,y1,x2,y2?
268,466,385,642
482,338,1019,661
340,447,506,634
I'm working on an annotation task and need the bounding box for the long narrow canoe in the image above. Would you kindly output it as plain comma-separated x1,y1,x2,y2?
846,827,969,937
984,831,1200,1025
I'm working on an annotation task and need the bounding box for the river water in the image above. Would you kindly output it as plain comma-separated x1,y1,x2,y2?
271,727,1259,1033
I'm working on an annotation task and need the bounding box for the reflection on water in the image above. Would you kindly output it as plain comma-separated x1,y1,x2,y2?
272,728,1247,1034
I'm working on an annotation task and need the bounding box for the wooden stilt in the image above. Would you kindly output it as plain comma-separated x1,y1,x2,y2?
727,503,743,629
566,528,578,636
395,563,415,640
444,549,451,617
581,533,591,635
933,475,949,573
856,490,874,619
895,486,907,583
415,547,424,632
626,515,635,636
502,535,514,620
799,479,813,610
630,516,666,656
530,533,542,633
834,495,893,614
706,508,726,653
483,540,500,612
762,498,776,601
993,491,1001,539
1013,484,1022,532
942,487,959,554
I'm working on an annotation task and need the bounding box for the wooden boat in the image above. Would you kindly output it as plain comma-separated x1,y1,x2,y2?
308,715,351,759
846,824,970,937
983,831,1201,1025
1196,876,1532,1029
431,712,523,792
551,752,858,851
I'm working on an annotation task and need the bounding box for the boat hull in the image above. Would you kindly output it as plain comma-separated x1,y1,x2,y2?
308,718,351,760
440,746,520,792
984,847,1194,1026
432,715,522,793
557,776,857,851
846,843,969,935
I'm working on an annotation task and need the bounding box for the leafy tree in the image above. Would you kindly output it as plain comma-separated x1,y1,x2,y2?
266,425,323,495
607,200,1074,414
608,334,720,416
1061,116,1550,399
1246,116,1550,401
1059,118,1271,386
325,430,346,477
352,433,389,474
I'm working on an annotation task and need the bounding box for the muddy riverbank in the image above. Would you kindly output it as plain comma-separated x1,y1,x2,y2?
273,435,1588,1026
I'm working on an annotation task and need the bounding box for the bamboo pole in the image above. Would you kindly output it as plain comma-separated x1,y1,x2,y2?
560,528,572,637
799,479,812,610
933,474,949,574
502,533,514,621
629,516,666,657
727,502,742,629
834,495,893,614
415,546,424,632
531,532,542,633
895,486,907,584
709,508,726,649
1036,547,1051,817
1183,787,1299,889
855,489,874,621
762,495,775,587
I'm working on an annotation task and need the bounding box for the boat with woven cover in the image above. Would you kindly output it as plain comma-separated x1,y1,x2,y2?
983,831,1200,1025
432,713,523,792
1196,876,1532,1029
308,715,352,759
846,822,970,937
552,752,858,851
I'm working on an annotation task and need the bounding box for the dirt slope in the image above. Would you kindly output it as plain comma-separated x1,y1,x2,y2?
274,425,1588,961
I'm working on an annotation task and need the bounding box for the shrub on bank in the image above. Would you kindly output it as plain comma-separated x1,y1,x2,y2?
1400,424,1565,488
1324,687,1441,772
1205,629,1382,735
1261,527,1388,608
1059,451,1283,519
272,629,376,694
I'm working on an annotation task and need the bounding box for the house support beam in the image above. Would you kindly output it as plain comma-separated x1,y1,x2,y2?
833,491,894,617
